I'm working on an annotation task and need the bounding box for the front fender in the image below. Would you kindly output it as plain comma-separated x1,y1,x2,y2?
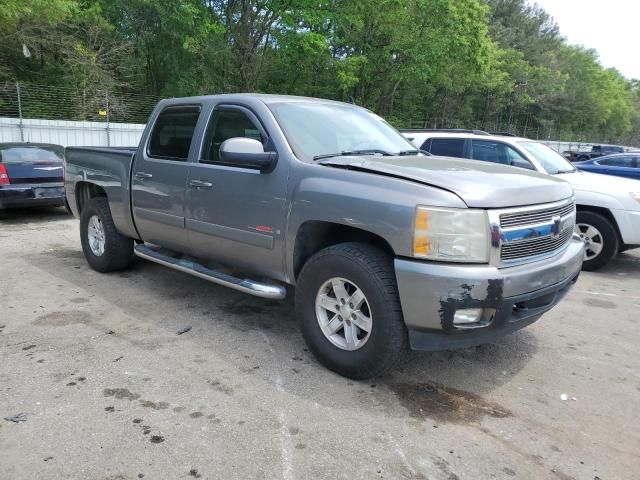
285,164,466,280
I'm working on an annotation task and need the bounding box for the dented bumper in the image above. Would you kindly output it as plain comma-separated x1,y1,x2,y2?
394,235,584,351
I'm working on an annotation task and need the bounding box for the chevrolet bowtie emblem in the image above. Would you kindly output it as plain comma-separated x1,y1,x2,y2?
551,215,562,237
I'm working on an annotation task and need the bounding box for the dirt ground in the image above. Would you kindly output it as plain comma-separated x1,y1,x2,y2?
1,207,638,480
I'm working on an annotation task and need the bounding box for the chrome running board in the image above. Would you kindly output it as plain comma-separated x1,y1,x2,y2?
134,245,286,300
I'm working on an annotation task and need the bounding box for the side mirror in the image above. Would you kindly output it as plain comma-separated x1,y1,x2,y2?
510,158,535,170
219,137,277,171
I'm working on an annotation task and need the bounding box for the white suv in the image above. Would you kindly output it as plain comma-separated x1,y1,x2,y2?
403,130,640,270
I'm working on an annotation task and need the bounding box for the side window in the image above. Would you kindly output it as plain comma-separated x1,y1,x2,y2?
420,138,432,151
201,109,264,164
600,156,633,167
148,105,201,161
428,138,465,157
471,140,533,169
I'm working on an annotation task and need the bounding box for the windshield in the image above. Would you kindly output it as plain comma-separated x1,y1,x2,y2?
517,141,575,174
268,102,415,162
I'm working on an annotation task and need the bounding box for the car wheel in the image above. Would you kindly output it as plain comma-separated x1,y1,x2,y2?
295,242,409,379
80,197,133,272
575,211,619,271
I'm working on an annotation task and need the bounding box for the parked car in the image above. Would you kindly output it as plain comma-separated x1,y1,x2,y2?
64,95,583,379
575,154,640,180
565,144,625,162
0,143,65,210
403,130,640,270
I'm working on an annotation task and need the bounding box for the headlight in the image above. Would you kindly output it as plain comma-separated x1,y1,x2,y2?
630,192,640,204
413,206,489,262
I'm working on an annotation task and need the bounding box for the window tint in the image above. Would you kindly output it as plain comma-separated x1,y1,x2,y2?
0,146,63,163
148,105,201,161
471,140,532,169
201,109,264,164
599,156,634,167
428,138,465,157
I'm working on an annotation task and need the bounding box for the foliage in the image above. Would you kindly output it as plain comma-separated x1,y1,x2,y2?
0,0,637,143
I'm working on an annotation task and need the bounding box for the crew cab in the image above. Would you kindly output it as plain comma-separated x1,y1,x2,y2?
64,95,583,379
404,130,640,270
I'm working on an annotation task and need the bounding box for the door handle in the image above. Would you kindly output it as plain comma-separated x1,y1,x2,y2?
189,180,213,189
135,172,153,179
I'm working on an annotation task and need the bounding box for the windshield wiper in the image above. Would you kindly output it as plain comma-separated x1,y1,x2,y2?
554,169,576,174
398,149,431,156
313,149,394,161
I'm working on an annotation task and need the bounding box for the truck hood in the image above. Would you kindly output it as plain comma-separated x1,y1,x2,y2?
320,155,573,208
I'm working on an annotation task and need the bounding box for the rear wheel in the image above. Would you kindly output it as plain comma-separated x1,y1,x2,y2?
295,243,409,379
80,197,133,272
575,211,618,271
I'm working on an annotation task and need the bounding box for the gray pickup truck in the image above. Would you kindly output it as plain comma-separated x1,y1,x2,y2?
64,94,584,379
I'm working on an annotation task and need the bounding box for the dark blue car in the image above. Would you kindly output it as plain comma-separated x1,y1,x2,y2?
574,153,640,180
0,143,65,210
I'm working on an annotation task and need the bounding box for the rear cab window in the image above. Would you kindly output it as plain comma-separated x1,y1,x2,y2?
148,105,201,161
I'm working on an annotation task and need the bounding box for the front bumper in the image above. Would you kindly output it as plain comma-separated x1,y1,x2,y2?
0,183,65,209
395,235,584,351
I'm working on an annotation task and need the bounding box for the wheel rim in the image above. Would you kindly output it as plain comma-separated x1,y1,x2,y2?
575,223,604,260
87,215,106,256
315,277,372,351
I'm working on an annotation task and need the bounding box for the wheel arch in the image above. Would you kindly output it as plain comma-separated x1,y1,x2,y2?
291,221,395,282
75,181,107,215
576,204,623,244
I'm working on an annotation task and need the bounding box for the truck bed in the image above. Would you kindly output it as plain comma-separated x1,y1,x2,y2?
64,146,139,239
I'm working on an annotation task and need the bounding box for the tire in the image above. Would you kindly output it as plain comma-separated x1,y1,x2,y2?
295,242,409,379
80,197,133,273
575,210,619,271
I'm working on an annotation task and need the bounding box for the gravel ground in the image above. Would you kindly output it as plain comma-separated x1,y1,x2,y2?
1,207,639,480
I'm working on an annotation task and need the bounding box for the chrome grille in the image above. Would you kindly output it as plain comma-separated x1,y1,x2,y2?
500,202,575,228
491,199,576,265
501,228,572,261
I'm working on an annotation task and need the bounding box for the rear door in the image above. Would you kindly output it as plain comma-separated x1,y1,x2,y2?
185,104,289,278
131,104,201,251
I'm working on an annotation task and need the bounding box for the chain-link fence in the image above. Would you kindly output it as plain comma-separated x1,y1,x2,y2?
0,82,160,124
0,82,161,146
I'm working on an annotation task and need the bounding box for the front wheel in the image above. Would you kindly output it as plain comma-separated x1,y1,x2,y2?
80,197,133,273
295,243,409,379
575,211,619,271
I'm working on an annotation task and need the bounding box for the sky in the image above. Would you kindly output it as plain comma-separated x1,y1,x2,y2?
530,0,640,80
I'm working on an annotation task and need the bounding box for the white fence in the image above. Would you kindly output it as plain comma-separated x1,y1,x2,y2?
0,117,145,147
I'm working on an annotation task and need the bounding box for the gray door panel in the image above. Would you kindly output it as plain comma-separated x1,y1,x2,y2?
186,163,288,278
186,105,288,279
131,104,201,251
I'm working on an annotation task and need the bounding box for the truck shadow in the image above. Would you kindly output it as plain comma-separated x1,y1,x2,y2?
0,206,69,225
28,249,537,424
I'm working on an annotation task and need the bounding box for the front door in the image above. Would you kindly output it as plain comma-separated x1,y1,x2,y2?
185,105,289,279
131,104,201,251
